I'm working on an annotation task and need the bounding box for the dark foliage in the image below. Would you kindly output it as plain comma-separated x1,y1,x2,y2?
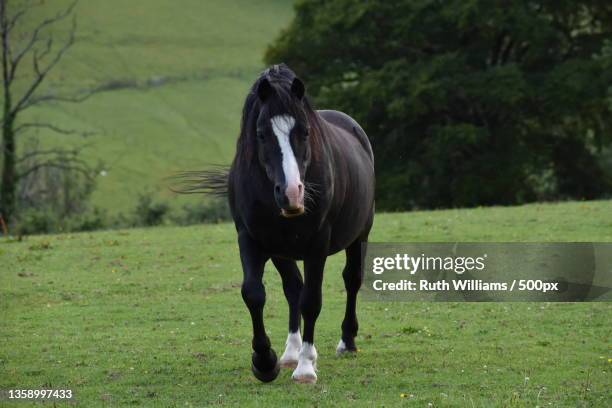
265,0,612,209
133,192,170,227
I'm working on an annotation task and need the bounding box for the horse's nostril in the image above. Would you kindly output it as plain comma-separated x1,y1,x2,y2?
274,184,282,195
298,183,303,194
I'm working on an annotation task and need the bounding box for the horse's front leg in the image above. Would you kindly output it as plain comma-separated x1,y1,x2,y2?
238,230,279,382
292,230,329,384
272,257,304,368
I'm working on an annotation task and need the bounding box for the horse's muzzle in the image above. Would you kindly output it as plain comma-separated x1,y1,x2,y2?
281,206,305,218
275,181,304,217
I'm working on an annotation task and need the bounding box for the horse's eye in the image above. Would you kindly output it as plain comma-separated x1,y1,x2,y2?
257,132,265,141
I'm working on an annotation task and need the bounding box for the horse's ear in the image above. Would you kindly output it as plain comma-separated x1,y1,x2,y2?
257,77,274,101
291,77,305,100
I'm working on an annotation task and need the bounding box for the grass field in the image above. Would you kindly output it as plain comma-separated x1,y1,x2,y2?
15,0,293,214
2,200,611,407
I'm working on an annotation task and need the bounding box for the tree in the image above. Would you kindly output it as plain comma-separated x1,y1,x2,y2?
0,0,97,228
266,0,612,210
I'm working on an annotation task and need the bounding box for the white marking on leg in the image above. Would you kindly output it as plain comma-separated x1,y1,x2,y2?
336,339,347,355
291,342,318,383
280,331,302,368
270,115,303,207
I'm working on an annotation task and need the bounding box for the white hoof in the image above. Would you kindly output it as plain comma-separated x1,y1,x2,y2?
336,339,348,355
279,331,302,368
336,338,357,355
292,370,317,383
291,342,318,384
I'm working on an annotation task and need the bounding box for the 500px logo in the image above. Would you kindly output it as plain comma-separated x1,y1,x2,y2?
371,253,487,275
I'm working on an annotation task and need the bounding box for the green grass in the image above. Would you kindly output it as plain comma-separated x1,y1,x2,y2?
2,200,611,406
13,0,293,214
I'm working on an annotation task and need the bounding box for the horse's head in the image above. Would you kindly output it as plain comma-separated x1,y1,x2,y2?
254,75,311,218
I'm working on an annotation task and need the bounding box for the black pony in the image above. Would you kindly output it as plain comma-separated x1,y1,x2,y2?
187,64,374,383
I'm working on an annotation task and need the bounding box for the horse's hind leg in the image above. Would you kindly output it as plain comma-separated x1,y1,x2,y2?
238,231,279,383
272,257,303,368
337,238,366,354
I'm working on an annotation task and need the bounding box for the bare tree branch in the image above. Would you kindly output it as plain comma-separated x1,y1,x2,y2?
16,139,94,172
12,16,77,114
8,0,76,84
17,147,79,164
18,159,93,180
22,84,104,109
17,140,93,179
6,4,28,33
14,122,96,137
1,0,97,226
34,36,53,65
1,0,11,108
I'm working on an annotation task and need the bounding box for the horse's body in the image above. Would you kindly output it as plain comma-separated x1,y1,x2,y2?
223,65,374,383
230,109,373,258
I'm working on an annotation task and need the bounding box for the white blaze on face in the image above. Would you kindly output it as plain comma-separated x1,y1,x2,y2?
270,114,303,208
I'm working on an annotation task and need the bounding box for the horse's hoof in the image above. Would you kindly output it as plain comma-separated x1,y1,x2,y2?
292,371,317,384
281,357,297,368
279,332,302,369
291,349,317,384
336,339,358,356
252,361,280,382
251,350,280,383
281,360,297,368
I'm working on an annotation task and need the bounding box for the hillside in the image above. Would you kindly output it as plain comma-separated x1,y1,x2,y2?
2,200,611,406
15,0,293,214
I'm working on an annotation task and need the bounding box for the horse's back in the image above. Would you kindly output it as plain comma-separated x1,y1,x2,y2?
317,110,375,252
317,110,374,163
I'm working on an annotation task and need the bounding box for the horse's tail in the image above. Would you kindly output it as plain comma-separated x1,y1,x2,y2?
169,165,230,196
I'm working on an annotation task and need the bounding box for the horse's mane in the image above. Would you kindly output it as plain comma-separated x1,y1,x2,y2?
171,64,322,196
